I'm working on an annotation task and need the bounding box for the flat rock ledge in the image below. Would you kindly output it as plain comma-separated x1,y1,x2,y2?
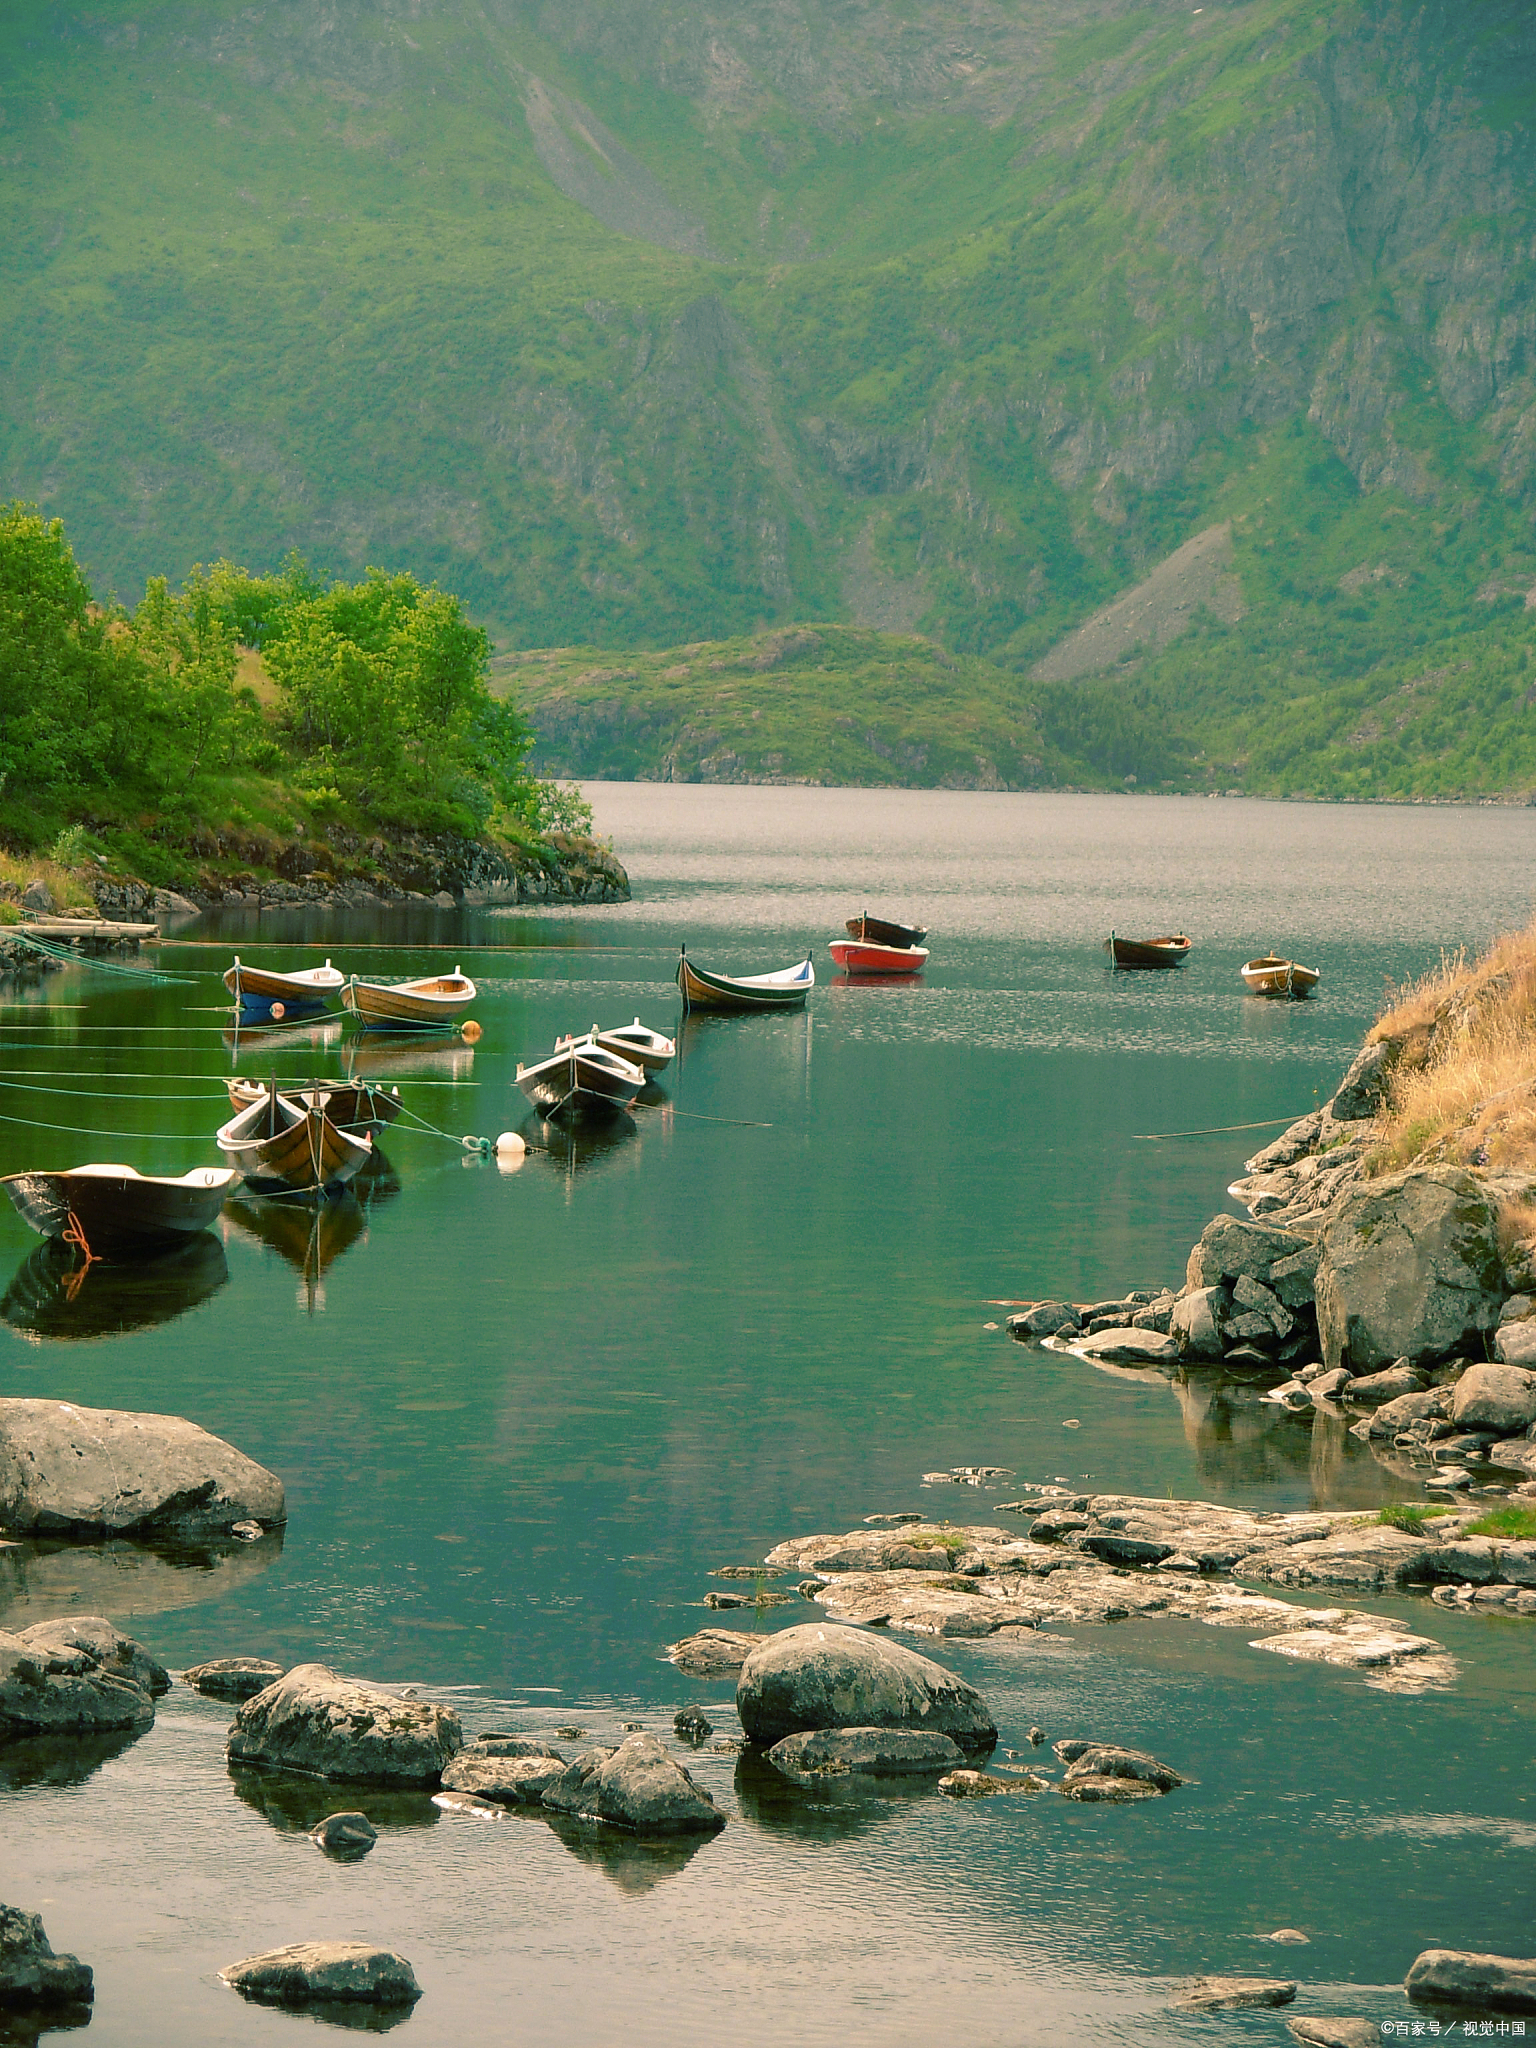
0,1398,284,1538
184,1657,286,1702
226,1664,463,1786
1178,1976,1297,2011
0,1904,93,2006
220,1943,421,2008
763,1509,1462,1692
736,1623,997,1752
766,1727,965,1780
1405,1950,1536,2013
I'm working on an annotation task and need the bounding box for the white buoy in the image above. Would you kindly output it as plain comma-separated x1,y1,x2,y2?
495,1132,526,1158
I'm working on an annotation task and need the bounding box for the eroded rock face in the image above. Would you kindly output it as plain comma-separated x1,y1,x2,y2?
220,1943,421,2006
226,1665,463,1785
765,1726,964,1780
736,1623,996,1752
16,1617,168,1697
0,1399,284,1538
1405,1949,1536,2013
1315,1167,1503,1372
0,1904,93,2006
0,1630,154,1737
1450,1362,1536,1433
540,1733,724,1834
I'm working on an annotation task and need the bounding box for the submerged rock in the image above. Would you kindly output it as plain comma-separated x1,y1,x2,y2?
541,1733,725,1835
226,1665,463,1785
0,1397,285,1538
183,1657,286,1703
735,1624,997,1753
309,1812,377,1858
220,1942,421,2007
766,1726,965,1780
1178,1976,1297,2011
0,1630,154,1737
1405,1949,1536,2012
0,1903,93,2006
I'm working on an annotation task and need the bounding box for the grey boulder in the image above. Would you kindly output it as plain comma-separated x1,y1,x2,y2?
1405,1949,1536,2013
765,1726,965,1780
1008,1301,1080,1339
736,1623,997,1752
0,1398,285,1537
220,1942,421,2007
309,1812,377,1858
441,1751,568,1805
1171,1286,1229,1360
183,1657,286,1702
1058,1742,1184,1792
15,1616,169,1696
0,1630,154,1736
226,1664,463,1785
1328,1039,1395,1121
1074,1327,1177,1365
1496,1320,1536,1367
1450,1362,1536,1433
1315,1167,1503,1372
541,1732,724,1834
1179,1976,1297,2011
1342,1362,1425,1404
0,1904,93,2005
1186,1218,1309,1292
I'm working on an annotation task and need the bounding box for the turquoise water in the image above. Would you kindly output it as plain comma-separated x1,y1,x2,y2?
2,789,1533,2046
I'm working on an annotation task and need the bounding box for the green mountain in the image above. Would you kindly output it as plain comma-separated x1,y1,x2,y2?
3,0,1535,796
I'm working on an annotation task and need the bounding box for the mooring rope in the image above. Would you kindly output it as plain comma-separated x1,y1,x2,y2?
11,932,196,985
1133,1113,1310,1141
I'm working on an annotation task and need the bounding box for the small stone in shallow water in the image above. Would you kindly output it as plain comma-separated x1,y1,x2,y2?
230,1520,263,1542
705,1591,748,1609
863,1513,923,1525
183,1657,285,1703
938,1769,1046,1797
1267,1928,1309,1944
0,1903,93,2006
1178,1976,1297,2011
620,1721,643,1732
309,1812,377,1859
921,1473,956,1484
672,1708,711,1744
1063,1420,1081,1429
555,1726,587,1741
711,1566,784,1580
1027,1726,1045,1747
221,1943,422,2007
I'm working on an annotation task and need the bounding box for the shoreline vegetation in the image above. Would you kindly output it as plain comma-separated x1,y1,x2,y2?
0,504,628,912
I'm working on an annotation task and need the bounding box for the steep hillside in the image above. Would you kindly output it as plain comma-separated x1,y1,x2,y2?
2,0,1534,793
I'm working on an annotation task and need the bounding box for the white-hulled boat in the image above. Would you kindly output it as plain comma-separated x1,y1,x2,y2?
676,948,814,1013
591,1019,676,1072
215,1082,374,1193
224,957,345,1020
342,968,476,1029
1,1164,239,1248
224,1076,403,1136
1241,955,1321,1000
516,1034,646,1122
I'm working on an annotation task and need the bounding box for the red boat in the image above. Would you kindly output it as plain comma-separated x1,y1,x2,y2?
828,938,929,976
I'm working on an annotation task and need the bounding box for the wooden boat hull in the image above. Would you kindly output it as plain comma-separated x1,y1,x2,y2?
225,1078,403,1135
1,1165,238,1247
1105,934,1192,970
342,971,476,1029
225,959,344,1019
1242,958,1321,999
216,1094,374,1192
846,914,928,949
593,1020,676,1072
829,939,929,976
676,951,814,1013
517,1041,646,1122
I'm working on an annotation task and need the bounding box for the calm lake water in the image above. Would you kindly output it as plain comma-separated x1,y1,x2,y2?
3,788,1534,2047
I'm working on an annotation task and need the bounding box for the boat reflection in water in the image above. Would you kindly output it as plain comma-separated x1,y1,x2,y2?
344,1032,477,1083
222,1015,345,1062
520,1111,640,1193
222,1153,402,1313
1,1233,229,1344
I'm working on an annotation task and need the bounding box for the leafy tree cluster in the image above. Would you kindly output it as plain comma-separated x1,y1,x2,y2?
0,501,582,845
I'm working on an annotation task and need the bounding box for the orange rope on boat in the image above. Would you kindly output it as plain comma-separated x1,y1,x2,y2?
60,1209,99,1300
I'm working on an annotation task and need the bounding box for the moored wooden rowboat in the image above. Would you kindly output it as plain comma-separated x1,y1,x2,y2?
342,968,476,1030
516,1035,646,1122
1105,933,1193,970
224,957,344,1019
225,1077,403,1135
1241,955,1321,999
828,938,929,975
591,1019,676,1072
1,1163,239,1248
215,1083,374,1192
846,913,928,950
676,947,814,1014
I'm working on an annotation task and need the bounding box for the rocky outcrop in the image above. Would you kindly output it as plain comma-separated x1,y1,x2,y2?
0,1630,155,1736
16,1617,168,1697
540,1733,725,1834
226,1665,464,1785
736,1623,997,1752
0,1904,93,2007
220,1943,422,2007
0,1399,285,1539
1405,1949,1536,2013
1314,1167,1503,1371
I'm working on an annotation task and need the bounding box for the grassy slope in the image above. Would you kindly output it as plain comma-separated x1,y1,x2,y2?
1,1,1534,796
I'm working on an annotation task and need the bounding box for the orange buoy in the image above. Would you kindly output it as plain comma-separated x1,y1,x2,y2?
460,1019,482,1043
269,1001,286,1021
